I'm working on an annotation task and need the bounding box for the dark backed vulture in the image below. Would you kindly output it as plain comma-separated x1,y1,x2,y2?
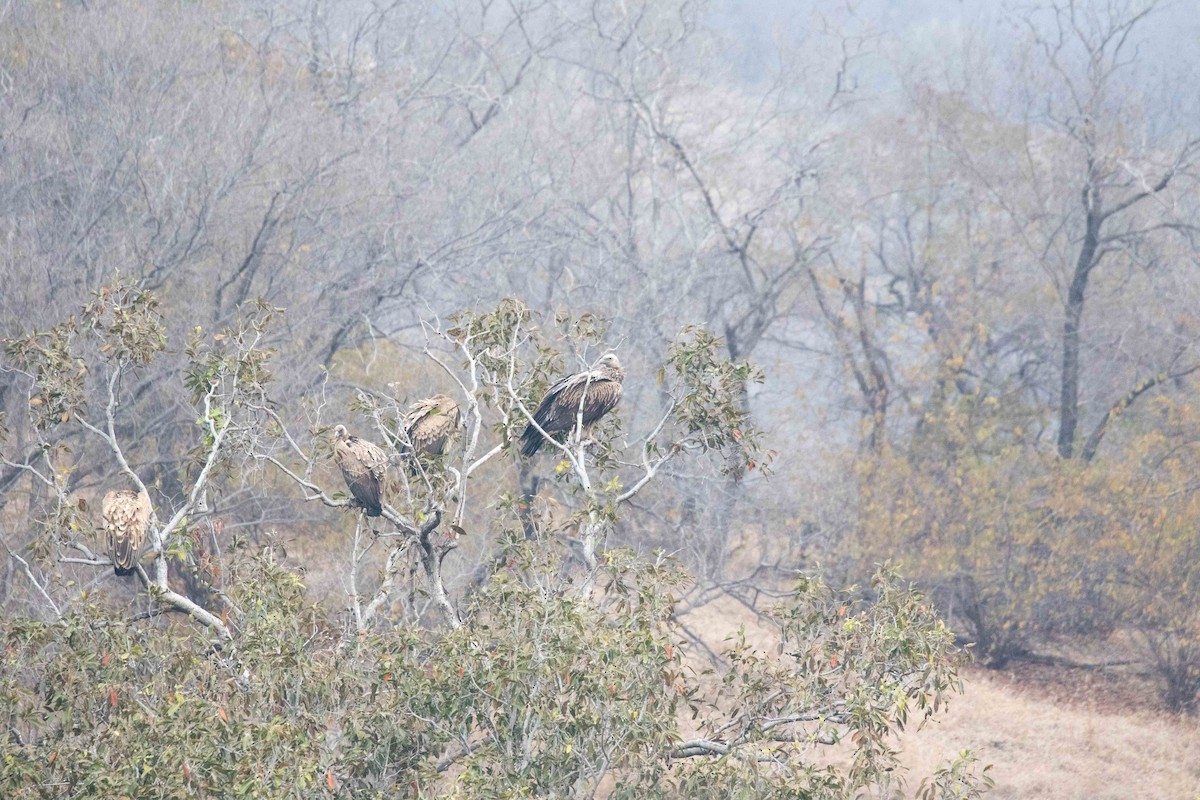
102,488,151,575
333,424,388,517
402,394,462,463
519,353,624,457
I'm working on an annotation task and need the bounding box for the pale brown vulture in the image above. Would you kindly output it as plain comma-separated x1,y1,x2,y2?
102,488,151,575
333,424,388,517
401,394,461,462
519,353,624,456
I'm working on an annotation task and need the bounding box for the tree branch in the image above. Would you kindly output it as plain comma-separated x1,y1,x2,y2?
1081,364,1200,462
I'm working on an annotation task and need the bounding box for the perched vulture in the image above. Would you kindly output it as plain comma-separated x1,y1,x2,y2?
333,424,389,517
519,353,624,456
102,488,151,575
401,394,462,463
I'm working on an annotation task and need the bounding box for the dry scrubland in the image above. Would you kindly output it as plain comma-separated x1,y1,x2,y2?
680,595,1200,799
4,0,1200,796
911,669,1200,800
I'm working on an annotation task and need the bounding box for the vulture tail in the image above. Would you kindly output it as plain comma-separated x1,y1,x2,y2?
519,425,543,457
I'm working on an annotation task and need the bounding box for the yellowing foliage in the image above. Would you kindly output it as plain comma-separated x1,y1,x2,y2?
855,394,1200,710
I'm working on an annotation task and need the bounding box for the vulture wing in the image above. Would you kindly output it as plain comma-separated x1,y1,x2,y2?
102,489,151,575
404,395,461,458
552,377,622,429
520,368,623,456
336,434,388,517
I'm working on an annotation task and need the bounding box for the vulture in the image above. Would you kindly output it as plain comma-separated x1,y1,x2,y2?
401,394,462,463
519,353,624,457
333,424,389,517
102,488,151,575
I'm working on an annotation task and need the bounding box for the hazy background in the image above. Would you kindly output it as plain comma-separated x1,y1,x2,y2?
4,0,1200,730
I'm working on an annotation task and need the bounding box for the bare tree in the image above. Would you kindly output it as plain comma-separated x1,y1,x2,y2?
251,298,762,632
930,0,1200,459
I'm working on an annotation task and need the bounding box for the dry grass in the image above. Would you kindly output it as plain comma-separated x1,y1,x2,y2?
677,595,1200,799
899,666,1200,799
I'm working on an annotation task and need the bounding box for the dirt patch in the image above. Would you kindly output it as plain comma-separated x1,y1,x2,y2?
987,659,1162,717
967,631,1177,717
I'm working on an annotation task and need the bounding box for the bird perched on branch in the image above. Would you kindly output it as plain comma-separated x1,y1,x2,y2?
400,394,461,468
333,424,388,517
519,353,624,456
102,488,151,575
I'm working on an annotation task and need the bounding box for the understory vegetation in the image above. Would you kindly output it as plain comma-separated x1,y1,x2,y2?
1,287,987,797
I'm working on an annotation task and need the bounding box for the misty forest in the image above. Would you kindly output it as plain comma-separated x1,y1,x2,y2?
2,0,1199,797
